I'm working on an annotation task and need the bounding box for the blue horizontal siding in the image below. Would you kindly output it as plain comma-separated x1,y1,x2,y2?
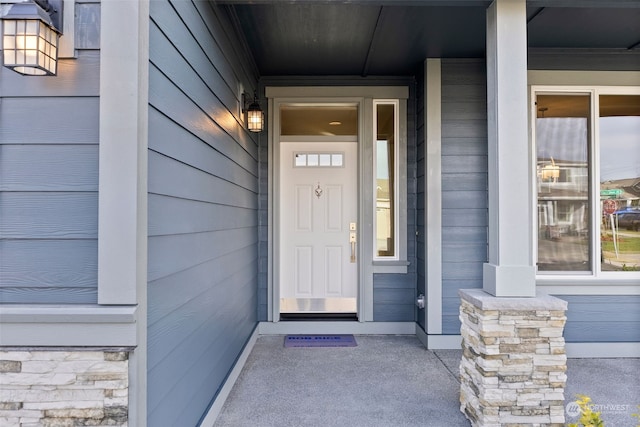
147,0,259,425
0,51,99,97
440,59,488,335
0,145,98,192
0,3,100,305
0,97,99,144
0,193,97,239
556,295,640,342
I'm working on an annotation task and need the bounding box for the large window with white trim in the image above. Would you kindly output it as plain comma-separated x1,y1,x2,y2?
533,88,640,276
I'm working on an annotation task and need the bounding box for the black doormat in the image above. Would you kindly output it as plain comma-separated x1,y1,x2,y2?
284,334,357,348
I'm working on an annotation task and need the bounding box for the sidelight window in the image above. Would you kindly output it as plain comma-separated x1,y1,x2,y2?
374,101,398,259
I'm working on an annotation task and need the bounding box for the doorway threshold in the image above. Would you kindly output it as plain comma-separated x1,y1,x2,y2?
258,321,416,336
280,313,358,322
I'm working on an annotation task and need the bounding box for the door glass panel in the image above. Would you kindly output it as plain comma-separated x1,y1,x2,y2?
281,105,358,136
294,152,345,168
536,94,591,272
295,153,306,167
599,95,640,272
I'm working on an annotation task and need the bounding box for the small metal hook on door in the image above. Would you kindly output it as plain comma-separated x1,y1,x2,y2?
315,182,323,199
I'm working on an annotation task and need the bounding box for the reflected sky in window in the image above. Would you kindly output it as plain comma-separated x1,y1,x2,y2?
600,116,640,182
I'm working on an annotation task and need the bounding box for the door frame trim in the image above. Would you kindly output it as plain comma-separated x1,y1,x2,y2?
266,86,409,323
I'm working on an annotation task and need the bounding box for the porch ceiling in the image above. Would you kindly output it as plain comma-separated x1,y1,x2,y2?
220,0,640,77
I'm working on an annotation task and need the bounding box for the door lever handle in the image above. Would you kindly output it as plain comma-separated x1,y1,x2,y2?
349,231,357,263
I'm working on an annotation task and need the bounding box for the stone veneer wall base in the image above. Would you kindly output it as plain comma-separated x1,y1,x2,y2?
459,289,568,427
0,348,132,427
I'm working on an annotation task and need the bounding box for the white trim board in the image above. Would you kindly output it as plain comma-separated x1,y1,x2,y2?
199,326,260,427
566,343,640,358
415,326,462,350
417,330,640,358
98,0,149,305
0,305,138,347
424,58,443,334
98,1,149,425
265,86,409,99
528,70,640,87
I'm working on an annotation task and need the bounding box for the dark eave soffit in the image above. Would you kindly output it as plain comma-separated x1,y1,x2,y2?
221,0,640,77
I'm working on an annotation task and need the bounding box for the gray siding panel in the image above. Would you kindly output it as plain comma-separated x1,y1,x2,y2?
0,193,97,239
0,98,99,144
0,3,100,305
0,145,98,192
149,108,258,193
529,49,640,71
148,1,259,425
148,66,257,173
0,51,100,97
150,0,238,113
557,295,640,342
0,287,97,304
148,194,257,236
148,230,257,283
75,3,101,49
0,240,98,288
440,59,488,334
442,173,487,192
148,151,257,209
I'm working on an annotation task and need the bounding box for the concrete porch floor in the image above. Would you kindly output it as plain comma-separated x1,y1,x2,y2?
214,335,640,427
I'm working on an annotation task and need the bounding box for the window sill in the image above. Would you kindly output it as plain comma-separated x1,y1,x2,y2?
372,260,410,274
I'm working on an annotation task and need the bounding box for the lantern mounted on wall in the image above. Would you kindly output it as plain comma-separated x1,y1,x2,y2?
1,0,63,76
243,91,264,132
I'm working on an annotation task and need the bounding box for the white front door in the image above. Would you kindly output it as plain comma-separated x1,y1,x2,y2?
279,141,358,314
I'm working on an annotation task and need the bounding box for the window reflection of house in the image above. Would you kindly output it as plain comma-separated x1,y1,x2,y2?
537,158,589,236
535,93,640,272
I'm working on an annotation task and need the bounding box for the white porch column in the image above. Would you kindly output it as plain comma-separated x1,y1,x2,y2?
98,0,149,304
483,0,535,297
98,1,149,426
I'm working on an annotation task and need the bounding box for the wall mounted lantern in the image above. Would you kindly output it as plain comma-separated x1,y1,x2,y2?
1,0,63,76
243,91,264,132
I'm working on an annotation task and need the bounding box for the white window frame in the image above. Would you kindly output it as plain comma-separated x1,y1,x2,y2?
371,97,408,273
530,82,640,295
373,99,400,261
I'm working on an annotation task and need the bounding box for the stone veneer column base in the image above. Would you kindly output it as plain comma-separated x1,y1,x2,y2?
0,348,131,427
459,289,568,427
